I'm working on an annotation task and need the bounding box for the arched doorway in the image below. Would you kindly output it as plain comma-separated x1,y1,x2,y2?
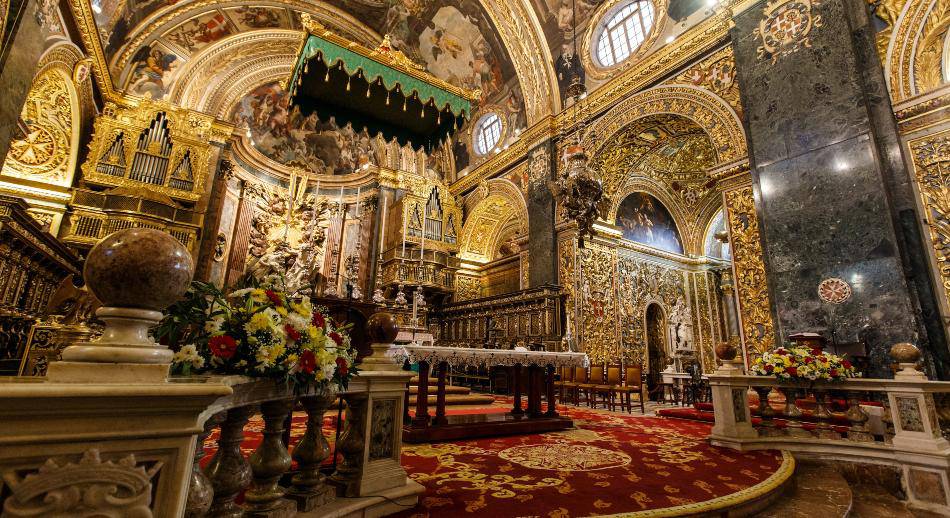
646,303,668,395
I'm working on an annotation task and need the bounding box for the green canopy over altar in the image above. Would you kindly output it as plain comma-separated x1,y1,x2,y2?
287,15,480,152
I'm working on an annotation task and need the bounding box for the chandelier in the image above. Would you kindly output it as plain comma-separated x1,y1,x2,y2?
551,0,603,249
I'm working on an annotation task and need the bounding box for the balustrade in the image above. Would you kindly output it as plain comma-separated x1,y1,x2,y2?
708,350,950,513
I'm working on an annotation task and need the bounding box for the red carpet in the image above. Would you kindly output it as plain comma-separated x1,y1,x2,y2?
202,398,791,517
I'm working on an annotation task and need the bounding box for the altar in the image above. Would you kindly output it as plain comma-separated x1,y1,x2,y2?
388,345,588,442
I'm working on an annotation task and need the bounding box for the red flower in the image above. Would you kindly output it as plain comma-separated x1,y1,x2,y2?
765,364,774,372
299,350,316,374
811,348,822,356
284,324,301,342
830,369,839,377
842,360,853,370
329,332,343,347
777,349,788,356
787,366,798,376
804,356,814,364
265,290,282,306
336,356,349,377
312,312,325,329
209,335,237,359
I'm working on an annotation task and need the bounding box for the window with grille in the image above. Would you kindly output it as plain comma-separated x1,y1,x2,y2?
474,113,503,156
594,1,655,67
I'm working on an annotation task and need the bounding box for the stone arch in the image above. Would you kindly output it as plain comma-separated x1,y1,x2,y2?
459,178,528,263
583,84,746,164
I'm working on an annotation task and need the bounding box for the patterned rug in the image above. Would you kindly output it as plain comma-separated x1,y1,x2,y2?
202,401,792,517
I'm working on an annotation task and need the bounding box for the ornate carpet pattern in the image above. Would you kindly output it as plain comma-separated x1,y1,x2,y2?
202,402,791,517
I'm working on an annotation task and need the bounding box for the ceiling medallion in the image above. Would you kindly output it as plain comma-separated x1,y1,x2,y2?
754,0,823,64
817,277,851,304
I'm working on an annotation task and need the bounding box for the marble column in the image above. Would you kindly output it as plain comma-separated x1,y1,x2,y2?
527,142,558,287
0,0,55,162
730,0,950,377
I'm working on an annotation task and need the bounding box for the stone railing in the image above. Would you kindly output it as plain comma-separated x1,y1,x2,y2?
708,346,950,513
0,228,420,517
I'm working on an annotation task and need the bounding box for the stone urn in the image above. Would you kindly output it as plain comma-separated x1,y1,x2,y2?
60,228,194,365
890,342,923,378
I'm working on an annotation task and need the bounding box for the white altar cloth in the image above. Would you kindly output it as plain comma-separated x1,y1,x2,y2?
387,344,589,369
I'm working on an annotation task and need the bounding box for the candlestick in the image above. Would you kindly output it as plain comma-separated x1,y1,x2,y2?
355,185,361,218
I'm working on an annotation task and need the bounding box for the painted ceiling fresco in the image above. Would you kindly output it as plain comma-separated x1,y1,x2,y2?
95,0,526,175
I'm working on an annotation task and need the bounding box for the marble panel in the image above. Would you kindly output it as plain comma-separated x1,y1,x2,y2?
908,468,949,505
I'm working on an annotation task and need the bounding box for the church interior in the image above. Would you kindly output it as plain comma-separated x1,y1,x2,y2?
4,0,950,515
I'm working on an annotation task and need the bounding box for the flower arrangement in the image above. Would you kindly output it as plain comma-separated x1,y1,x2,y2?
752,344,857,382
156,278,357,389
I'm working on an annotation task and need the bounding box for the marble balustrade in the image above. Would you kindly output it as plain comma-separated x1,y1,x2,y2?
708,366,950,513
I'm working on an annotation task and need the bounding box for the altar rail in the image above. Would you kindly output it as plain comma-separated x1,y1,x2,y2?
433,285,565,350
0,196,81,375
391,345,586,442
0,368,419,517
708,364,950,512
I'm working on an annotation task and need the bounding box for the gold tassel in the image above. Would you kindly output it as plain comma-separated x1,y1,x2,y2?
346,77,351,91
420,106,425,119
366,87,371,98
403,98,407,111
324,70,330,82
386,91,390,105
437,112,441,124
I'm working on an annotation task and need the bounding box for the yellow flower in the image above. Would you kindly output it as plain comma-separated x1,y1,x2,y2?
247,311,273,332
276,306,288,317
290,300,312,317
250,289,267,303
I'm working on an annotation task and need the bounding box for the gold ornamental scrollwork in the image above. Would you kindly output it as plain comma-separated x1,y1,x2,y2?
724,186,775,357
753,0,824,64
909,130,950,315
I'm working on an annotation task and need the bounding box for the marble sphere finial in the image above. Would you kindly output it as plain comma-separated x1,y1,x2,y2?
890,342,921,364
83,228,194,311
367,312,399,344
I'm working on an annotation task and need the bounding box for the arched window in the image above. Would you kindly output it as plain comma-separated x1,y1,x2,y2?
594,0,656,67
473,113,503,155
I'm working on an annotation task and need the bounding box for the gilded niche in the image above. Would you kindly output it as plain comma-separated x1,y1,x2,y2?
616,255,687,365
579,243,618,364
2,68,75,186
909,131,950,312
724,186,775,357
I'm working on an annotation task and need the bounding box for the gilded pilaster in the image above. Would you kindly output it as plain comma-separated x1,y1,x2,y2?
724,186,775,360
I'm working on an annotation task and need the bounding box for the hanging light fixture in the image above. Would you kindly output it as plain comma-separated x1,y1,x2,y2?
551,0,603,249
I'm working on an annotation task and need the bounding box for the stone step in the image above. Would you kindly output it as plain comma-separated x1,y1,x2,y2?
758,461,852,518
409,376,439,384
409,385,471,395
848,483,919,517
408,394,496,406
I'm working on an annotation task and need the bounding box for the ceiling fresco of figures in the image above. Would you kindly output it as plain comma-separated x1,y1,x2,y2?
97,0,526,175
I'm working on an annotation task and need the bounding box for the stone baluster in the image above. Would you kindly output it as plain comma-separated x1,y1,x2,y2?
845,391,873,442
812,389,840,440
244,399,296,516
289,391,336,511
330,392,369,496
205,405,254,518
781,387,809,438
880,397,895,444
185,412,222,518
754,387,778,437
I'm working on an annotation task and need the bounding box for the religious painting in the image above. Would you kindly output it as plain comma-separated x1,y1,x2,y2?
230,81,376,175
164,11,235,53
224,6,288,31
417,6,504,98
528,0,605,101
125,43,182,100
615,192,683,254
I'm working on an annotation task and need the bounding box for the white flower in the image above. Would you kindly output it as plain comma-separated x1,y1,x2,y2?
173,343,205,369
204,315,225,333
228,288,255,298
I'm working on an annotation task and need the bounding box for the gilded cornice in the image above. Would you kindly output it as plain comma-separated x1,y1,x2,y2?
895,82,950,133
64,0,119,101
231,136,376,189
888,0,937,101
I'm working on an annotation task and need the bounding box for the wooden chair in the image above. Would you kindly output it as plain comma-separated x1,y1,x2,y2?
578,364,604,408
554,366,573,402
564,366,588,405
613,365,646,414
594,364,623,411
